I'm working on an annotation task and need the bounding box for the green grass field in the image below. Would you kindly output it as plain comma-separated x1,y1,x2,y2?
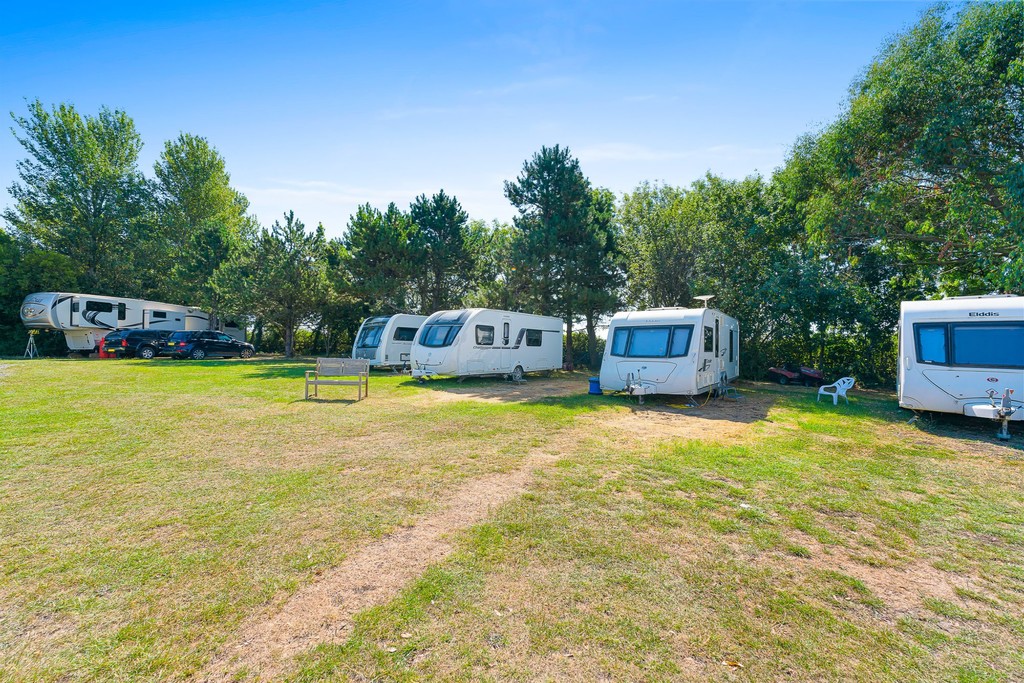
0,358,1021,682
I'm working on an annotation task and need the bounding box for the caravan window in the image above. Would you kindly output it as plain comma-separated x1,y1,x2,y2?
85,301,114,313
393,327,418,342
628,327,670,357
914,324,949,365
356,324,385,349
420,324,462,347
610,325,693,358
952,323,1024,368
610,328,629,356
729,330,736,363
151,311,167,319
475,325,494,345
503,322,510,345
117,303,126,320
669,326,693,357
704,326,714,353
526,329,543,347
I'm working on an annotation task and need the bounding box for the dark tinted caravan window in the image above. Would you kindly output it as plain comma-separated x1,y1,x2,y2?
85,301,114,313
151,311,167,319
914,324,948,365
393,326,417,342
357,324,385,348
729,330,736,363
118,303,126,320
952,323,1024,368
526,329,542,346
420,324,462,347
475,325,494,345
704,326,714,352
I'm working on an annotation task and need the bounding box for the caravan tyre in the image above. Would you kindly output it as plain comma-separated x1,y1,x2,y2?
240,348,254,359
190,348,206,360
778,376,788,386
511,365,524,382
138,346,156,360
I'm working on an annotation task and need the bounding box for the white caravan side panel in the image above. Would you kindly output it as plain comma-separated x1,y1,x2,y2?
411,309,563,378
898,296,1024,419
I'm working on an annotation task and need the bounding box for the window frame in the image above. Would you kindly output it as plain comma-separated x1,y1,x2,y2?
475,325,495,346
608,325,694,358
525,329,543,347
913,321,1024,370
356,324,386,349
703,326,714,353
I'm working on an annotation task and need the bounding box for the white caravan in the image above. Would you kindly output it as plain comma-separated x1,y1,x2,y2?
600,306,740,398
410,308,564,380
19,291,240,353
352,314,428,368
898,295,1023,438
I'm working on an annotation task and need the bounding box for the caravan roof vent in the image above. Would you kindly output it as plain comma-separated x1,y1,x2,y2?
693,295,715,308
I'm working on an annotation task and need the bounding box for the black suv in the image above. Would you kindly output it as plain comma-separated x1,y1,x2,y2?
103,329,171,359
166,330,255,360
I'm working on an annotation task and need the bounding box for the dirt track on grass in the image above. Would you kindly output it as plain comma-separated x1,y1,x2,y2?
195,451,557,682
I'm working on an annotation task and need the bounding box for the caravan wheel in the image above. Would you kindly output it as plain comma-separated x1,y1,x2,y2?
511,365,524,382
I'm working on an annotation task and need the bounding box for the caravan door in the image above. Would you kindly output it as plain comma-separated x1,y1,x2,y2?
696,316,717,390
500,316,512,371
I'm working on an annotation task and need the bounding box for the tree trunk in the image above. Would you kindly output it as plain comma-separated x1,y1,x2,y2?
284,325,294,358
586,312,598,370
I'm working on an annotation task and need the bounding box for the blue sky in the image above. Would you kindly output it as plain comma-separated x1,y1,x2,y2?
1,1,932,238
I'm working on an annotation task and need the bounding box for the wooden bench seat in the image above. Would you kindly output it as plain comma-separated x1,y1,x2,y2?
305,358,370,400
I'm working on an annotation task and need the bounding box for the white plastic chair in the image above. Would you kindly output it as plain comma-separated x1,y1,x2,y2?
818,377,855,405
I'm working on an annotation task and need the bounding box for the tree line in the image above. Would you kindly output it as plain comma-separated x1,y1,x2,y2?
2,2,1020,383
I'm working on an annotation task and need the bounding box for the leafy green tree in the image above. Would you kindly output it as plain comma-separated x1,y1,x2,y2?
3,100,152,293
341,203,416,313
408,190,476,311
619,182,698,308
0,232,80,354
212,211,329,357
577,188,623,368
789,2,1024,292
504,145,593,366
153,133,253,306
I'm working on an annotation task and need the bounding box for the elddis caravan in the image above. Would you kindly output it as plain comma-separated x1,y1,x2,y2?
600,305,740,399
352,314,428,368
898,295,1023,438
410,309,563,380
19,291,239,354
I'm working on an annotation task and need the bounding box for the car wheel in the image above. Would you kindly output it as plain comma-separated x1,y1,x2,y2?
511,365,524,382
778,376,788,385
240,348,253,359
190,348,206,360
138,346,156,360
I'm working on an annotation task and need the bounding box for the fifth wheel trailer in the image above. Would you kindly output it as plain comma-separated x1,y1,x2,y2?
600,306,740,398
898,295,1023,438
19,291,242,353
410,308,563,380
352,314,428,368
